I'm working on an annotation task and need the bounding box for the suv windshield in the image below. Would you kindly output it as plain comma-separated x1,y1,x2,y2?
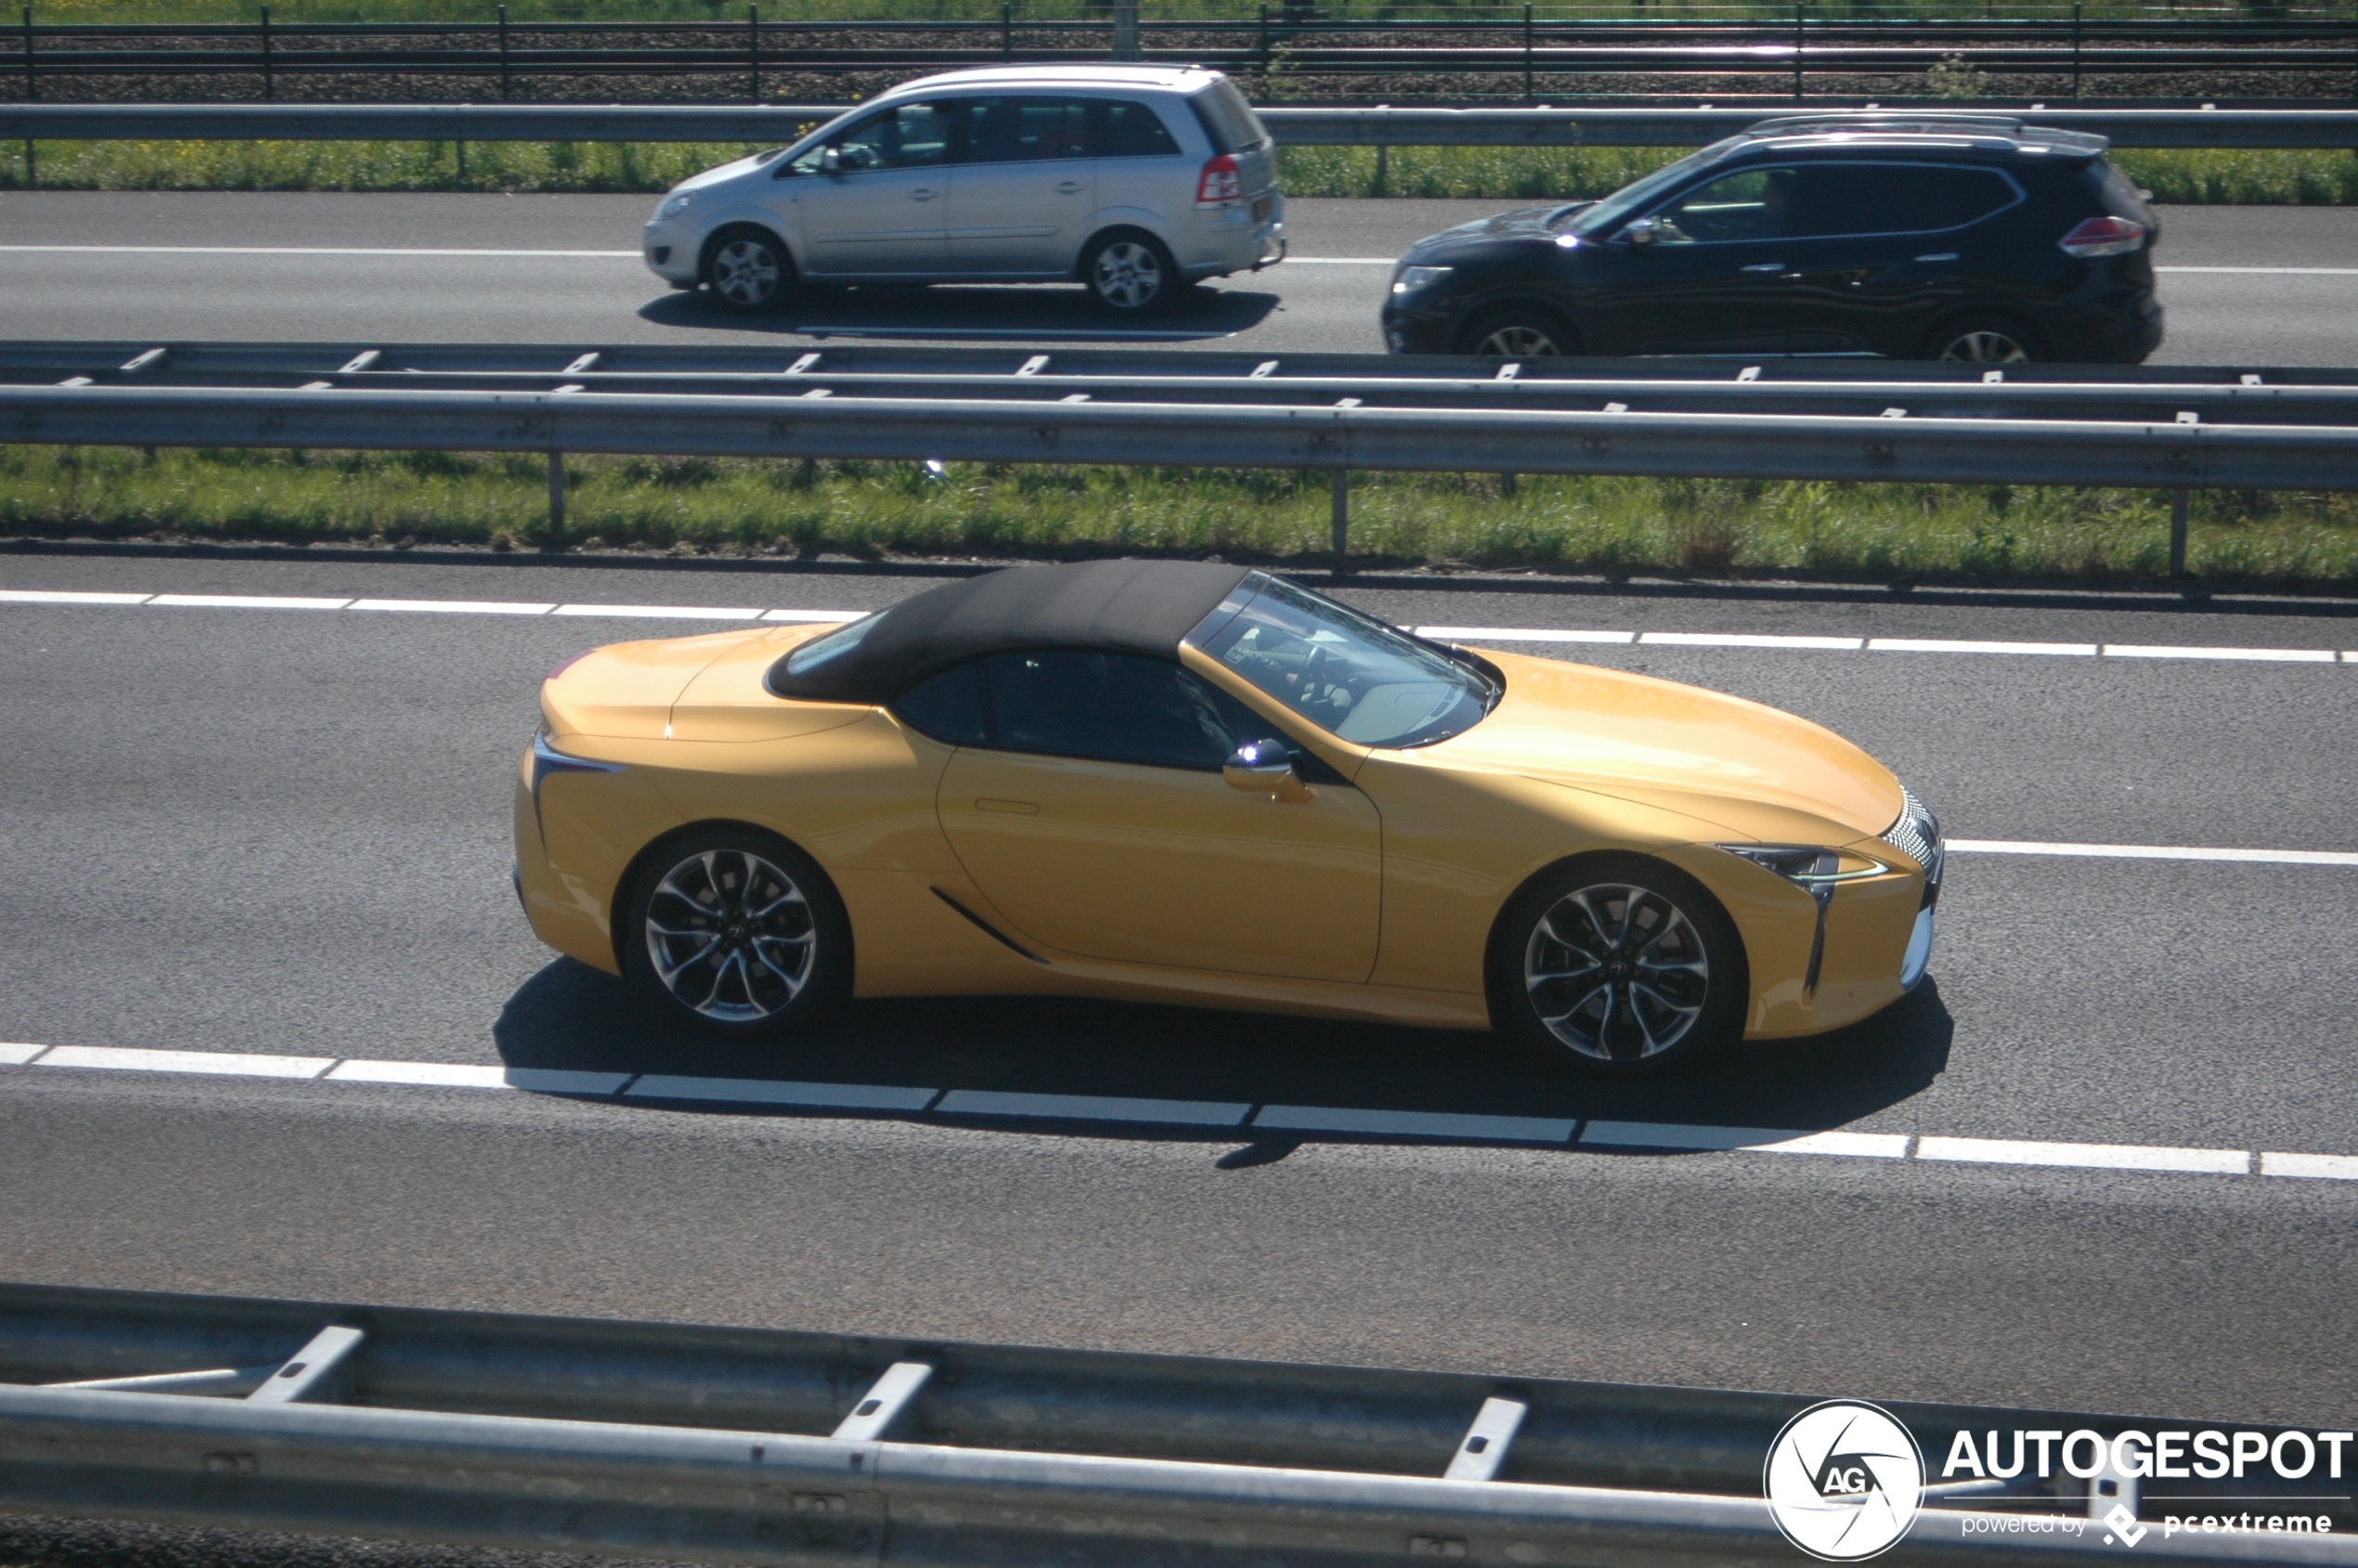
1184,573,1498,749
1563,136,1745,238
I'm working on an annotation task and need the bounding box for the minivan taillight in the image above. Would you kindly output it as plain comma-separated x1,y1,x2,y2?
2059,215,2146,257
1196,153,1242,207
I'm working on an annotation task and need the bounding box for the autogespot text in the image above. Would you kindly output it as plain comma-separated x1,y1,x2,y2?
1941,1428,2355,1483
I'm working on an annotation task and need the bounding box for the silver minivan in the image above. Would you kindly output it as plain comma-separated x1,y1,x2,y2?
642,65,1286,316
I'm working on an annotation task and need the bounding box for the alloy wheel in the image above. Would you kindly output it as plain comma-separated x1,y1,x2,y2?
642,849,815,1023
1522,882,1711,1063
1473,323,1564,357
711,239,783,308
1936,329,2030,364
1091,240,1165,311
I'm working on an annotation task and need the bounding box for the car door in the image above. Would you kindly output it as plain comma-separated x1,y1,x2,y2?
784,100,959,278
1586,164,1818,355
947,95,1096,277
928,650,1382,982
1779,162,2027,356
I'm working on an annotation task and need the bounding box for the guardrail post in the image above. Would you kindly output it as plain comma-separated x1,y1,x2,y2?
497,4,511,100
1523,2,1535,100
19,6,32,102
2072,1,2083,98
259,5,273,101
1792,2,1805,99
2169,487,2189,576
1113,0,1139,61
1258,3,1270,75
1330,469,1349,575
747,2,760,100
1001,0,1012,60
548,451,565,537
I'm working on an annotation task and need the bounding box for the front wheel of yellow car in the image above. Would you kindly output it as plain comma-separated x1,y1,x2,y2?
1491,856,1744,1075
622,828,850,1038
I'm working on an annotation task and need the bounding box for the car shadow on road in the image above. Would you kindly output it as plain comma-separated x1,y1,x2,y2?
637,281,1281,343
491,959,1952,1154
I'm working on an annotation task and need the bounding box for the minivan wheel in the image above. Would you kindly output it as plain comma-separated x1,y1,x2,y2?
1489,854,1744,1076
1083,231,1179,315
703,225,794,314
1457,305,1577,358
1924,315,2041,364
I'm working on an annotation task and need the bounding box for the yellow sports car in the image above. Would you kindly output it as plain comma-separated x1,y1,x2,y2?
517,561,1941,1073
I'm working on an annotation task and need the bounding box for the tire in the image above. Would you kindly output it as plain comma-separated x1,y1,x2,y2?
1082,230,1180,315
702,224,795,314
621,826,850,1038
1489,854,1745,1075
1922,313,2042,365
1456,304,1578,359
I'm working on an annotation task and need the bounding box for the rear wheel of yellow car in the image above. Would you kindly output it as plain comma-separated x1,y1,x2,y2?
1491,855,1744,1075
622,827,849,1038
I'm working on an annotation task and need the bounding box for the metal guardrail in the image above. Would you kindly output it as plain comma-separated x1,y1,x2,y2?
7,99,2358,148
1,1281,2351,1566
5,11,2358,99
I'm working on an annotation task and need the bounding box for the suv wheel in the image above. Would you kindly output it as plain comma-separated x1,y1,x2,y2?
703,225,795,314
1083,231,1179,315
1458,305,1577,358
1924,315,2041,364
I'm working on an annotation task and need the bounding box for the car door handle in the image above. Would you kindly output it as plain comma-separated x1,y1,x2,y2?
1055,181,1085,194
907,188,939,201
1915,252,1961,263
1741,262,1787,273
974,797,1039,815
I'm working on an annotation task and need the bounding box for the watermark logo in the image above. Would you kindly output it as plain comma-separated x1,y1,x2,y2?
1765,1401,1925,1561
2105,1503,2149,1548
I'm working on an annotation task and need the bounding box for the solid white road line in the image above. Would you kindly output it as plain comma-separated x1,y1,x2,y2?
624,1075,937,1111
0,589,155,605
1252,1105,1578,1144
551,603,764,620
1867,637,2097,655
935,1089,1251,1126
2261,1152,2358,1180
324,1059,630,1095
761,609,870,623
37,1044,335,1079
0,244,640,258
2157,265,2358,276
347,597,558,615
9,1041,2357,1181
1639,630,1865,650
1914,1136,2250,1175
1419,625,1638,644
2103,643,2339,662
1948,840,2358,867
147,593,352,610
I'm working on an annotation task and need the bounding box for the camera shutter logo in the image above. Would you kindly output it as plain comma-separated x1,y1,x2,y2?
1764,1401,1925,1561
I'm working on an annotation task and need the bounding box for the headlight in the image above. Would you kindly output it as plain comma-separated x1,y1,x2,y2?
656,190,698,221
1391,265,1453,294
1714,845,1888,885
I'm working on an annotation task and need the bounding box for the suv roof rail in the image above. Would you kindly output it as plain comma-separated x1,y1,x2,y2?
1738,110,2107,154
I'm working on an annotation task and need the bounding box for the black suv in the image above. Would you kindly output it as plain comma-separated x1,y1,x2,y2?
1380,114,2163,364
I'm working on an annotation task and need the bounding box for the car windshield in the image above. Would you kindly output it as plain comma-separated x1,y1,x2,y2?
1184,573,1498,749
783,613,879,675
1562,136,1746,238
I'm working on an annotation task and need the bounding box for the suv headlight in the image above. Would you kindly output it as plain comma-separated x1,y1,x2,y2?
656,190,698,221
1392,265,1453,294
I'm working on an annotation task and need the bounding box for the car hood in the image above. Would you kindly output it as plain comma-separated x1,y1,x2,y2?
1421,649,1904,843
1405,201,1590,261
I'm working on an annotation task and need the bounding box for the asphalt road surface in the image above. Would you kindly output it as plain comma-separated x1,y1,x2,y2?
0,192,2353,365
2,549,2353,1433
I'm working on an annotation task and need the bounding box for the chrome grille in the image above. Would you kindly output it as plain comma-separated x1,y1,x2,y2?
1879,785,1943,884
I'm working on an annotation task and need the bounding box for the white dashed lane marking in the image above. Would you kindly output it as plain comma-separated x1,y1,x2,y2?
6,1043,2355,1183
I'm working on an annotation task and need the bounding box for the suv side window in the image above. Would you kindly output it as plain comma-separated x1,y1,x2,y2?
1652,167,1796,244
1789,163,2020,238
966,97,1091,163
1096,99,1180,159
981,651,1262,771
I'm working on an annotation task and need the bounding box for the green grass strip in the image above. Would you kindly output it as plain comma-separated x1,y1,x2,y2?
5,139,2352,203
6,446,2354,586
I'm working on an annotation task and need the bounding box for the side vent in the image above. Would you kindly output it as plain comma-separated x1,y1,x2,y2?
931,888,1048,965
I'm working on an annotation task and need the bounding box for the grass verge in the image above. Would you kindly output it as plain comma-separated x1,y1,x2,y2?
3,139,2353,204
6,446,2354,587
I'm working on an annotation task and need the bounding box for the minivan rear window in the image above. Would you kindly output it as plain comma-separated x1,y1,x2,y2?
1188,79,1269,154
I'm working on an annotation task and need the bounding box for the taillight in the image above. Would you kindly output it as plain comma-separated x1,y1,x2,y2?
1196,153,1242,206
2059,215,2146,258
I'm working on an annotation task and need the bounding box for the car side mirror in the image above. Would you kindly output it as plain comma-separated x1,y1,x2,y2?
1619,217,1659,248
821,147,843,176
1224,738,1312,803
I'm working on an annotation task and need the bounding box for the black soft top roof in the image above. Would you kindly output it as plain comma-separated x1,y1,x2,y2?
768,559,1253,705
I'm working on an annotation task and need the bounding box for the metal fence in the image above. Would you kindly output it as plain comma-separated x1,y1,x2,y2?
6,340,2356,571
2,1280,2351,1566
7,99,2358,147
7,10,2358,101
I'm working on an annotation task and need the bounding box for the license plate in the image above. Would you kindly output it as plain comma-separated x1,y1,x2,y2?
1251,196,1272,222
